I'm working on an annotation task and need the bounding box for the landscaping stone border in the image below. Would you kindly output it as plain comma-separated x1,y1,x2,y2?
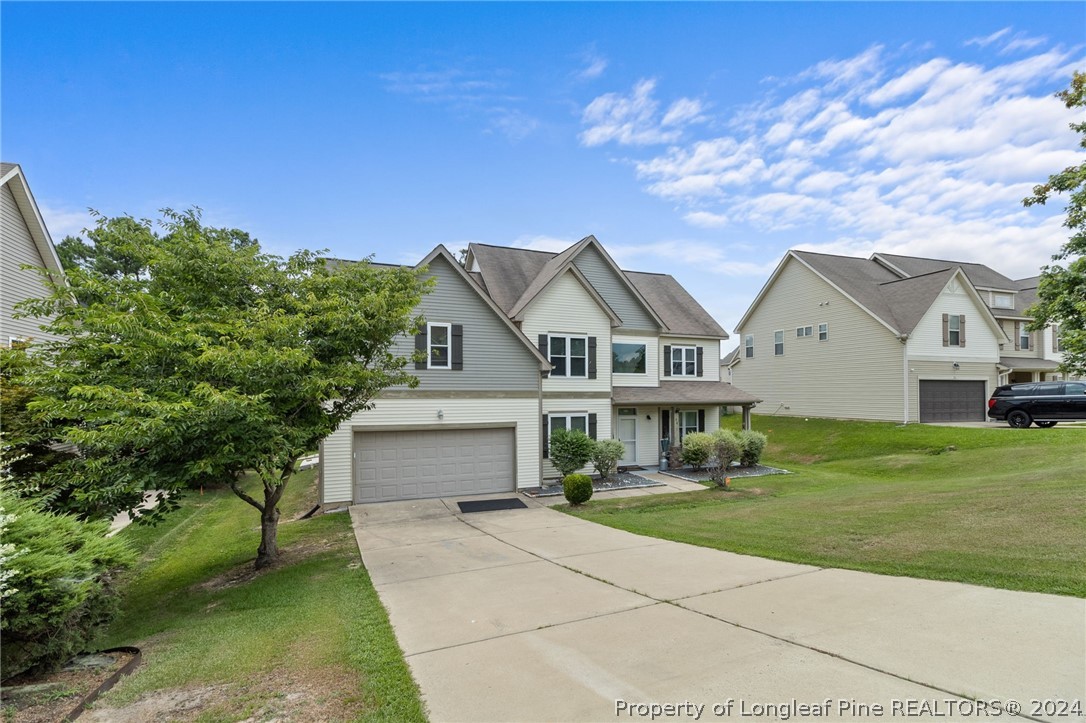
520,472,664,498
660,464,790,482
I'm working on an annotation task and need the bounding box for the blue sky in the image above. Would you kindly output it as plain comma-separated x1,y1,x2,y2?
3,2,1083,350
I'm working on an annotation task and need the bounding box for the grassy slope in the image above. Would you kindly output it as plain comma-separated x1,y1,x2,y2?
99,470,426,722
567,416,1086,597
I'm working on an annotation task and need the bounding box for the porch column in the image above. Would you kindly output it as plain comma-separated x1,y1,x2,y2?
742,404,752,431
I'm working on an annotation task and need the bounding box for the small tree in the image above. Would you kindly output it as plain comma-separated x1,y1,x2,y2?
590,439,626,479
737,430,768,467
705,430,742,487
549,428,594,477
563,473,593,505
18,209,430,568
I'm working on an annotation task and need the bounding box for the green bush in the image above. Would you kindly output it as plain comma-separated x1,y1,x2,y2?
680,432,713,469
549,428,594,477
738,430,768,467
707,429,742,487
0,489,136,677
590,439,626,479
563,473,594,505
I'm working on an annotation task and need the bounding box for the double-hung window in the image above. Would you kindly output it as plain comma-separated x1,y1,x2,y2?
744,334,754,358
678,410,699,442
949,316,961,347
549,335,587,377
428,323,451,369
818,323,828,341
774,330,784,356
1019,325,1030,350
671,346,697,376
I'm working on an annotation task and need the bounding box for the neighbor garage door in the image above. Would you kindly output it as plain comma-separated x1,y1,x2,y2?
919,380,986,422
354,428,515,503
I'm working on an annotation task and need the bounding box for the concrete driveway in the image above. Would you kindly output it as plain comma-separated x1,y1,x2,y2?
351,495,1085,723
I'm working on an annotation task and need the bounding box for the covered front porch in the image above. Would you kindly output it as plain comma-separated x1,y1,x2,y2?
999,357,1066,385
611,381,762,470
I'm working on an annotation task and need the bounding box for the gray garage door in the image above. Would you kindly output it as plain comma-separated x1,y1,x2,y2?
919,380,986,422
354,428,515,503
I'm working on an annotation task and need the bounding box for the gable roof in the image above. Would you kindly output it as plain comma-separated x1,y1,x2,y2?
468,236,726,338
872,253,1019,291
1,162,64,276
416,245,551,370
738,249,1005,340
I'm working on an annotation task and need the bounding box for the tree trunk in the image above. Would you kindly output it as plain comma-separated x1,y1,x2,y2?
255,503,280,569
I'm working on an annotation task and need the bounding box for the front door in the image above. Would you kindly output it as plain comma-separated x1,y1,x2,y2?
617,416,638,466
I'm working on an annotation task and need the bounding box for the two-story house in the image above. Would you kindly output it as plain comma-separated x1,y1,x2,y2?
320,236,759,506
728,250,1077,424
1,162,65,346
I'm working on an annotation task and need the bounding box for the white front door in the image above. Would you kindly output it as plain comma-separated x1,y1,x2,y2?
617,416,637,466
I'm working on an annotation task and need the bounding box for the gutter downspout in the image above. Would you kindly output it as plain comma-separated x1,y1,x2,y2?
900,334,910,425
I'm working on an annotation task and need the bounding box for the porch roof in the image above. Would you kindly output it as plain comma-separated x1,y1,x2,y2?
998,357,1062,371
613,380,761,406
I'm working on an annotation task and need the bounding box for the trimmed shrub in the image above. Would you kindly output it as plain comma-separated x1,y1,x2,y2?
738,430,768,467
680,432,713,470
0,488,136,678
549,427,594,477
563,473,594,505
590,439,626,479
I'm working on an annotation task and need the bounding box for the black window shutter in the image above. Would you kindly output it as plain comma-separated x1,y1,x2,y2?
588,413,597,440
697,409,705,432
451,324,463,370
696,347,704,377
588,336,597,379
663,345,672,376
415,331,427,370
538,334,548,358
542,414,549,458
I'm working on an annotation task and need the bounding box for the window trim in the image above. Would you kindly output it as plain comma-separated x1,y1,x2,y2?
549,334,589,378
1019,325,1030,351
992,292,1014,309
678,410,699,441
612,342,647,375
774,330,784,356
818,322,828,341
670,345,697,377
744,334,754,358
948,315,961,347
427,322,452,370
796,326,813,338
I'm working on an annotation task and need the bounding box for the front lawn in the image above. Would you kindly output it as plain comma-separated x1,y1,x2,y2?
565,416,1086,597
94,470,427,722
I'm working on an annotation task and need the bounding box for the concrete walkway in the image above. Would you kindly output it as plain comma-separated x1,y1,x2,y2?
350,490,1085,723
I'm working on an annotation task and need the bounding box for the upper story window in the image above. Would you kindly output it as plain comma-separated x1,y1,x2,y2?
671,346,697,376
613,343,646,374
796,326,813,338
550,335,587,377
1019,325,1030,350
774,330,784,356
818,323,828,341
427,323,451,369
744,335,754,358
992,292,1014,309
948,315,961,346
1055,325,1064,353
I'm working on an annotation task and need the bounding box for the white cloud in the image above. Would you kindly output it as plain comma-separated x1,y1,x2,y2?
575,48,608,81
965,28,1012,48
511,234,574,253
965,27,1048,55
39,202,92,240
580,79,705,147
683,211,729,228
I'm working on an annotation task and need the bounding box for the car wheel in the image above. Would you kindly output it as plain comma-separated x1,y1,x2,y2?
1035,421,1058,428
1007,410,1032,428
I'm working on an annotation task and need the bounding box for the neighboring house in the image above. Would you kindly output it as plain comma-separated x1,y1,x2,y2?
1,163,65,346
320,236,759,506
729,250,1078,424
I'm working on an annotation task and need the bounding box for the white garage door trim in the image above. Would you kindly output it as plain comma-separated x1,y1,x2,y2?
353,425,516,503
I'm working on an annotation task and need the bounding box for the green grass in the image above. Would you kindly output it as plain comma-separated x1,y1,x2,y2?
98,471,426,722
565,416,1086,597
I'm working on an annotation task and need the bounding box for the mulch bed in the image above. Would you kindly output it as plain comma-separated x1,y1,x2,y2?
521,471,664,498
659,463,791,482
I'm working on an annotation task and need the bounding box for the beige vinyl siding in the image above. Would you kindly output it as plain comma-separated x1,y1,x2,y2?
386,255,540,391
542,398,611,480
732,257,905,421
660,336,721,382
572,244,658,331
611,333,659,387
320,396,540,504
908,281,1001,361
907,360,997,424
0,184,60,344
523,270,612,395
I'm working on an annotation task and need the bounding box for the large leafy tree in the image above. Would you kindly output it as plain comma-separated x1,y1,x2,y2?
1024,71,1086,375
19,209,430,568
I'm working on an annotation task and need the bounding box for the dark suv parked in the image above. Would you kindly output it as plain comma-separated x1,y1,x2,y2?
987,381,1086,428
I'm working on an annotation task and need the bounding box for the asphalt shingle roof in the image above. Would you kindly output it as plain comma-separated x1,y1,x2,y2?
613,380,760,405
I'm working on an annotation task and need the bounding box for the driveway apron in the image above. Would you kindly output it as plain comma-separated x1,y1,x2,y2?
351,497,1085,723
